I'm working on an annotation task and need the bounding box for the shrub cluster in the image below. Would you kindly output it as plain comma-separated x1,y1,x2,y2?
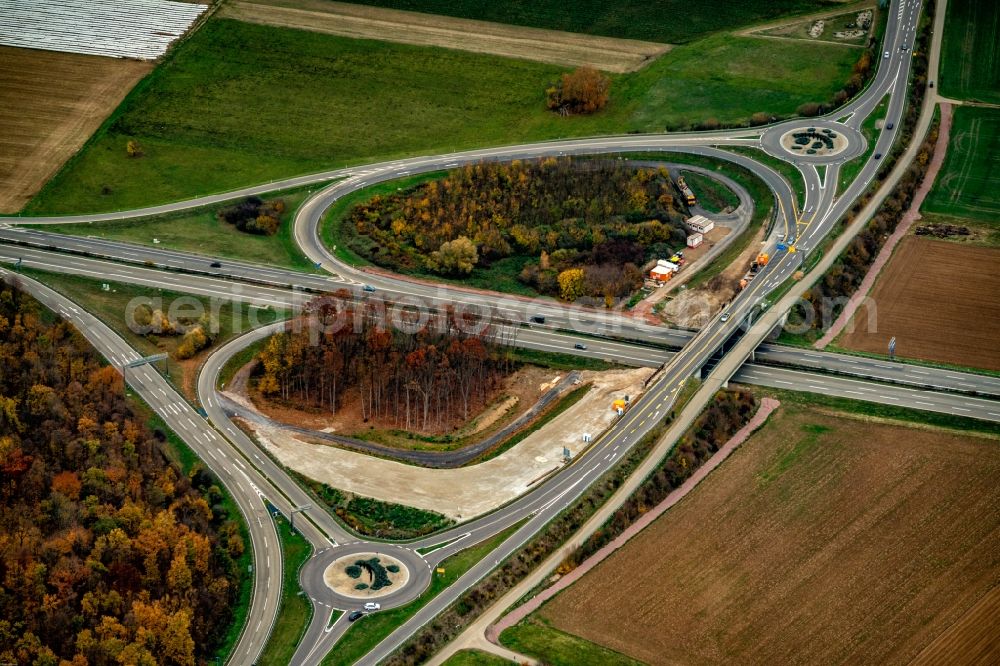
545,66,610,115
130,304,216,360
357,558,393,591
217,196,286,235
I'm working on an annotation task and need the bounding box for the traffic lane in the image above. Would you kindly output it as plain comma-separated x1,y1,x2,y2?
753,346,1000,397
0,230,702,344
0,245,311,309
0,227,358,289
734,363,1000,423
10,242,993,402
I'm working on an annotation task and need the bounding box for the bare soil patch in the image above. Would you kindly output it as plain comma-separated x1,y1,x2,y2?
910,584,1000,666
218,0,670,73
838,236,1000,371
659,224,764,328
540,405,1000,665
240,367,651,519
0,46,151,212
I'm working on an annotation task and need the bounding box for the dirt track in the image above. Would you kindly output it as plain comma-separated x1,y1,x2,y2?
838,236,1000,370
0,46,151,212
539,406,1000,665
219,0,670,73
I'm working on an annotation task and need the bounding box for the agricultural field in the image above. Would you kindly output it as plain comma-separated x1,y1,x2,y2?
0,46,151,212
221,0,669,73
921,107,1000,235
837,236,1000,371
514,402,1000,665
939,0,1000,103
341,0,830,44
25,16,859,214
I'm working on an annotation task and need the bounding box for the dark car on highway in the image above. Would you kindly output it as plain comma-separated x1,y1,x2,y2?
574,343,587,350
210,261,222,268
348,611,364,622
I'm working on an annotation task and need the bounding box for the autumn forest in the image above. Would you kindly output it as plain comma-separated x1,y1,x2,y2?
342,158,692,302
254,295,517,433
0,278,243,665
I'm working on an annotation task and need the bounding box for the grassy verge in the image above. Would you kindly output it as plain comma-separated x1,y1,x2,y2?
747,385,1000,436
291,472,455,540
218,337,271,389
508,346,619,371
41,185,321,272
500,617,643,666
322,520,528,666
678,169,740,213
27,17,858,214
441,649,513,666
257,519,314,666
723,145,805,200
838,92,889,194
19,267,280,399
823,344,1000,380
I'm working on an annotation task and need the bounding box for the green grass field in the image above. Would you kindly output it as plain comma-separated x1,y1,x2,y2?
26,18,858,214
678,170,740,213
922,107,1000,229
441,650,512,666
42,186,320,271
500,617,644,666
939,0,1000,103
344,0,830,44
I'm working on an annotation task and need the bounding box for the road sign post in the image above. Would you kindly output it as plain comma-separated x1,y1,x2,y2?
290,504,312,534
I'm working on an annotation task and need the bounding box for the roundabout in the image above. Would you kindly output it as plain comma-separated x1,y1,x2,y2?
325,552,411,600
300,541,431,611
760,119,866,164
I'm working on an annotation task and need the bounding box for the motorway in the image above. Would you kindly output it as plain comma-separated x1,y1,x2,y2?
1,1,981,664
3,241,997,405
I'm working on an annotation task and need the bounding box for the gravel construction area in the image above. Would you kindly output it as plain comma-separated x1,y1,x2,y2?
0,46,151,212
242,367,652,519
538,405,1000,665
219,0,670,72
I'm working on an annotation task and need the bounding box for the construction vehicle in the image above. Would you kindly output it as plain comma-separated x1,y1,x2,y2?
756,252,770,266
676,176,697,205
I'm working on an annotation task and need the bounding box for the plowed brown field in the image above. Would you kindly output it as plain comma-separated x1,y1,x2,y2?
539,405,1000,665
0,47,151,212
219,0,670,73
839,236,1000,371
